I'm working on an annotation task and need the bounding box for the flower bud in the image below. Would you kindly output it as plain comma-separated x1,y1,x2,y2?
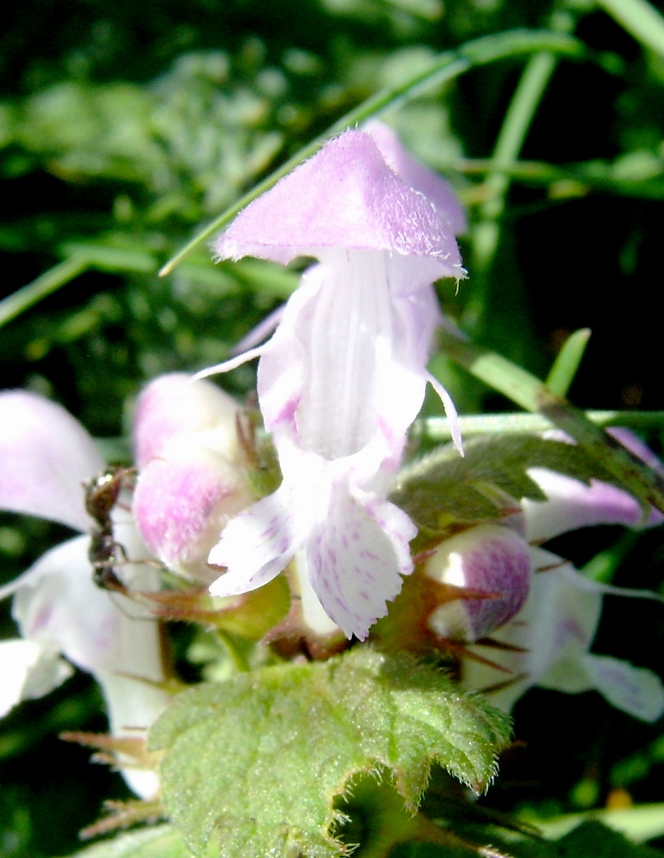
132,374,254,581
424,524,531,642
133,442,253,580
132,372,242,468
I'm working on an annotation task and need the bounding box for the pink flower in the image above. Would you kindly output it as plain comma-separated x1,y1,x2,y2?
199,126,466,639
0,390,169,798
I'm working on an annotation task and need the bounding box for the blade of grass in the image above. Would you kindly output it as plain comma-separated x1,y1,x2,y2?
0,244,158,328
0,256,90,328
598,0,664,59
545,328,591,396
467,10,575,336
159,29,583,277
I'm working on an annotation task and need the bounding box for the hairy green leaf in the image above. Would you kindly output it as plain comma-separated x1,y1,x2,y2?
149,648,510,858
392,434,622,544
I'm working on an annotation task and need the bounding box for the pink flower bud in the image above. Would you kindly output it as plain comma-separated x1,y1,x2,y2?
424,524,531,642
133,443,253,580
132,374,254,580
133,372,242,468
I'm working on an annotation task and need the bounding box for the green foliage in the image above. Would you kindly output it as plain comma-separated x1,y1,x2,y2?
392,433,619,544
57,825,193,858
150,648,510,858
392,820,664,857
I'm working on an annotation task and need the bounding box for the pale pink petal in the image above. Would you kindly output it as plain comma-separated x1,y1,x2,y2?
133,446,252,579
524,428,664,541
426,525,531,642
10,531,162,681
524,468,659,543
462,551,664,719
209,482,302,596
575,654,664,723
364,120,467,234
0,391,105,531
213,131,464,277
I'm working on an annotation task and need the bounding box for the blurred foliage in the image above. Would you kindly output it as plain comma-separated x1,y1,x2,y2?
2,0,664,856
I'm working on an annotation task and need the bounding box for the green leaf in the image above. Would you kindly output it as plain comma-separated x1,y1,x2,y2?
149,648,510,858
392,433,619,544
57,825,194,858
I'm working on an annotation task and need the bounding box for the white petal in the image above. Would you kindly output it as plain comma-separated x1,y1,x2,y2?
0,639,73,716
9,532,163,683
209,482,302,596
0,391,104,531
290,551,343,637
95,669,171,799
524,468,650,542
578,654,664,723
306,482,416,640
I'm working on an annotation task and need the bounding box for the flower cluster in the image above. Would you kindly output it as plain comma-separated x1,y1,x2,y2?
1,120,662,805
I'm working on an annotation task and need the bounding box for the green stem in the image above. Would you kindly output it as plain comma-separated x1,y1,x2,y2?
440,331,664,514
159,29,582,277
418,410,664,441
0,256,89,328
471,51,559,273
597,0,664,58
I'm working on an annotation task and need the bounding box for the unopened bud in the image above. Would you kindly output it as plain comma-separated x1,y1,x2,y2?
132,374,253,581
424,524,531,642
133,373,242,468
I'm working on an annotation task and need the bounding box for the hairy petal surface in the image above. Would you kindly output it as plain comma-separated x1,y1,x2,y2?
213,130,464,274
364,120,467,235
